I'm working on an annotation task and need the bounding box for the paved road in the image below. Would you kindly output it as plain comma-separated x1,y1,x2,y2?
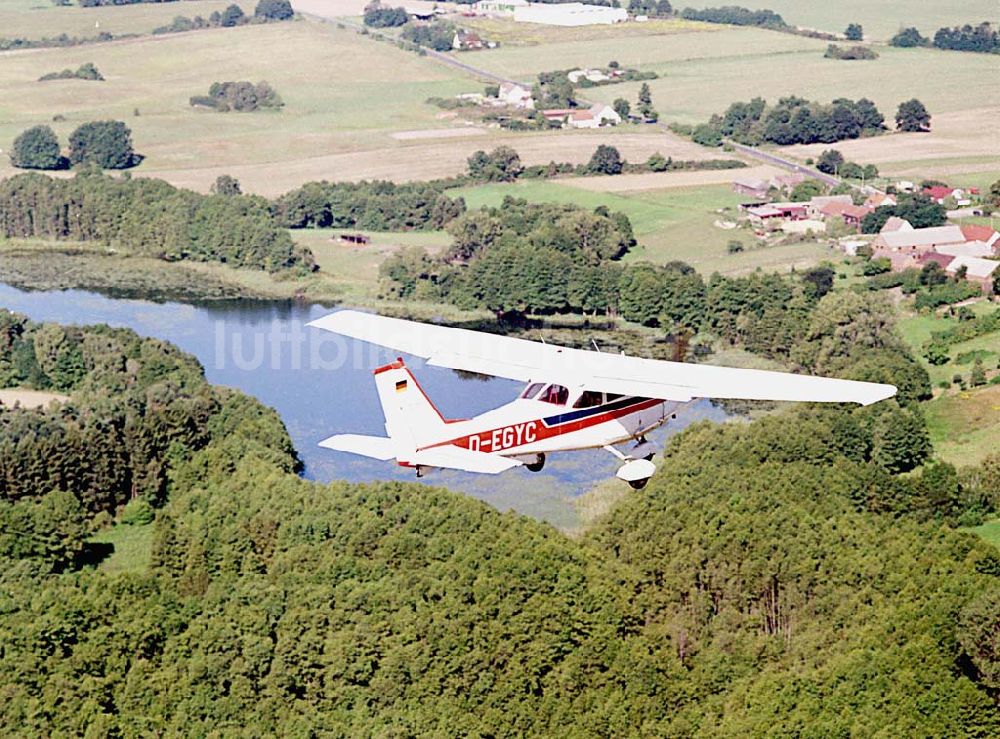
728,142,843,187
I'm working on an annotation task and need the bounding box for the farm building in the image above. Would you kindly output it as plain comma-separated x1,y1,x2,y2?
732,177,770,199
807,194,852,218
453,29,486,49
937,241,997,259
514,2,627,26
818,201,872,229
497,82,534,109
542,103,620,128
864,192,896,209
880,216,913,233
946,256,999,292
960,225,1000,249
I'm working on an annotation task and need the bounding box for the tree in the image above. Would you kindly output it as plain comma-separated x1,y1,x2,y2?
255,0,294,20
10,125,64,170
466,146,523,182
691,123,722,147
211,175,242,196
637,82,657,121
68,120,136,169
844,23,863,40
790,180,825,201
890,27,928,48
970,358,987,387
587,145,622,175
220,3,246,26
816,149,844,175
363,1,407,27
612,97,630,119
896,99,931,132
646,152,669,172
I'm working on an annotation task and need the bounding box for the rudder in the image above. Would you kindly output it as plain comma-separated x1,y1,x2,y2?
373,359,450,449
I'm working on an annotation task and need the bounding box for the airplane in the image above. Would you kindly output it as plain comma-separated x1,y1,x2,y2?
308,310,897,489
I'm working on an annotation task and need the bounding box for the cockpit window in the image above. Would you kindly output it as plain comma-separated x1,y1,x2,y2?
573,390,604,408
539,384,569,405
520,382,544,400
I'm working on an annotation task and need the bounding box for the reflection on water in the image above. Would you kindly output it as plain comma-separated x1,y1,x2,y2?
0,284,726,527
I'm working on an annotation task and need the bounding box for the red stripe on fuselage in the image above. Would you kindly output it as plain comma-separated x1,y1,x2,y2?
420,397,662,454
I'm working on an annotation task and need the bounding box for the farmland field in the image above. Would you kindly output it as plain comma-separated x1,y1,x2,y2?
679,0,999,41
0,0,255,40
449,179,831,275
924,385,1000,467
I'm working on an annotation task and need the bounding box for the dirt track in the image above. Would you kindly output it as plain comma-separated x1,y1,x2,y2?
561,164,783,193
0,389,70,409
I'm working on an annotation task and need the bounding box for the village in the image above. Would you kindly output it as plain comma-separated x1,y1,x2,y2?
729,173,999,293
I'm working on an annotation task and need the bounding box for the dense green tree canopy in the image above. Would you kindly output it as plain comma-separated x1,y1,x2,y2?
255,0,293,21
9,125,64,170
67,120,136,169
896,98,931,132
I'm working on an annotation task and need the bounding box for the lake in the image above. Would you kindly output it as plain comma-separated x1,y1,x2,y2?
0,284,727,528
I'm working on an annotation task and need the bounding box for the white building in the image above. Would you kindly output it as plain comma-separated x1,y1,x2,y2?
514,2,627,26
569,103,621,128
497,82,534,110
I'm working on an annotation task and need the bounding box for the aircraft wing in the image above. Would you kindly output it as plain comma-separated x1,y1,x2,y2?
308,310,896,406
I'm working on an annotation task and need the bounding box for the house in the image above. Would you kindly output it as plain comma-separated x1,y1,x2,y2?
864,192,896,209
807,194,852,218
923,185,970,205
733,177,770,199
453,29,485,50
945,255,1000,292
895,180,915,192
818,201,871,229
513,2,627,26
880,216,913,233
568,103,621,128
497,81,534,109
744,202,808,226
960,225,1000,251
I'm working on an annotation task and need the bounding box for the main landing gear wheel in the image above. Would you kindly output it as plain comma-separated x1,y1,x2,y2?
526,453,546,472
628,477,650,490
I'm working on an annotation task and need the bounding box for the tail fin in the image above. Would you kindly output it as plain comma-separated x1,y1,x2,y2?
373,359,450,450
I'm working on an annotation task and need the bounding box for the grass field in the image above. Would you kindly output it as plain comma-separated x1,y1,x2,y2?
450,179,831,274
0,20,477,190
924,384,1000,467
0,0,255,40
965,517,1000,549
296,228,451,302
897,301,999,386
679,0,999,41
89,522,154,575
456,15,711,47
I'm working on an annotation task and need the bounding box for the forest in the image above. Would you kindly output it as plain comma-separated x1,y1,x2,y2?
0,171,315,273
1,309,998,734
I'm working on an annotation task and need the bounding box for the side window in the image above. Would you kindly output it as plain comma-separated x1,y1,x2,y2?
573,390,604,408
540,384,569,405
521,382,544,400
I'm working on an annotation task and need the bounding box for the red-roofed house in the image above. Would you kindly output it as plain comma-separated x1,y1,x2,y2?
864,192,897,209
923,186,969,205
960,225,999,250
820,201,871,230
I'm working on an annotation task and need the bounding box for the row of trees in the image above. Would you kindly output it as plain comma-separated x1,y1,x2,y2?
38,62,103,81
10,120,136,170
274,179,466,230
152,0,293,34
189,80,283,112
860,192,947,233
892,22,999,53
823,43,877,60
697,95,886,147
678,5,787,29
363,1,409,28
0,171,315,272
400,21,455,51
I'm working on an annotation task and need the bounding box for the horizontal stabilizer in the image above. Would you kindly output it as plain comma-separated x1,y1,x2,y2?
409,446,523,475
319,434,397,461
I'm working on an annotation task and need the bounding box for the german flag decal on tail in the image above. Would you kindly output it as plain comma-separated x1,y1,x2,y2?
395,379,408,393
